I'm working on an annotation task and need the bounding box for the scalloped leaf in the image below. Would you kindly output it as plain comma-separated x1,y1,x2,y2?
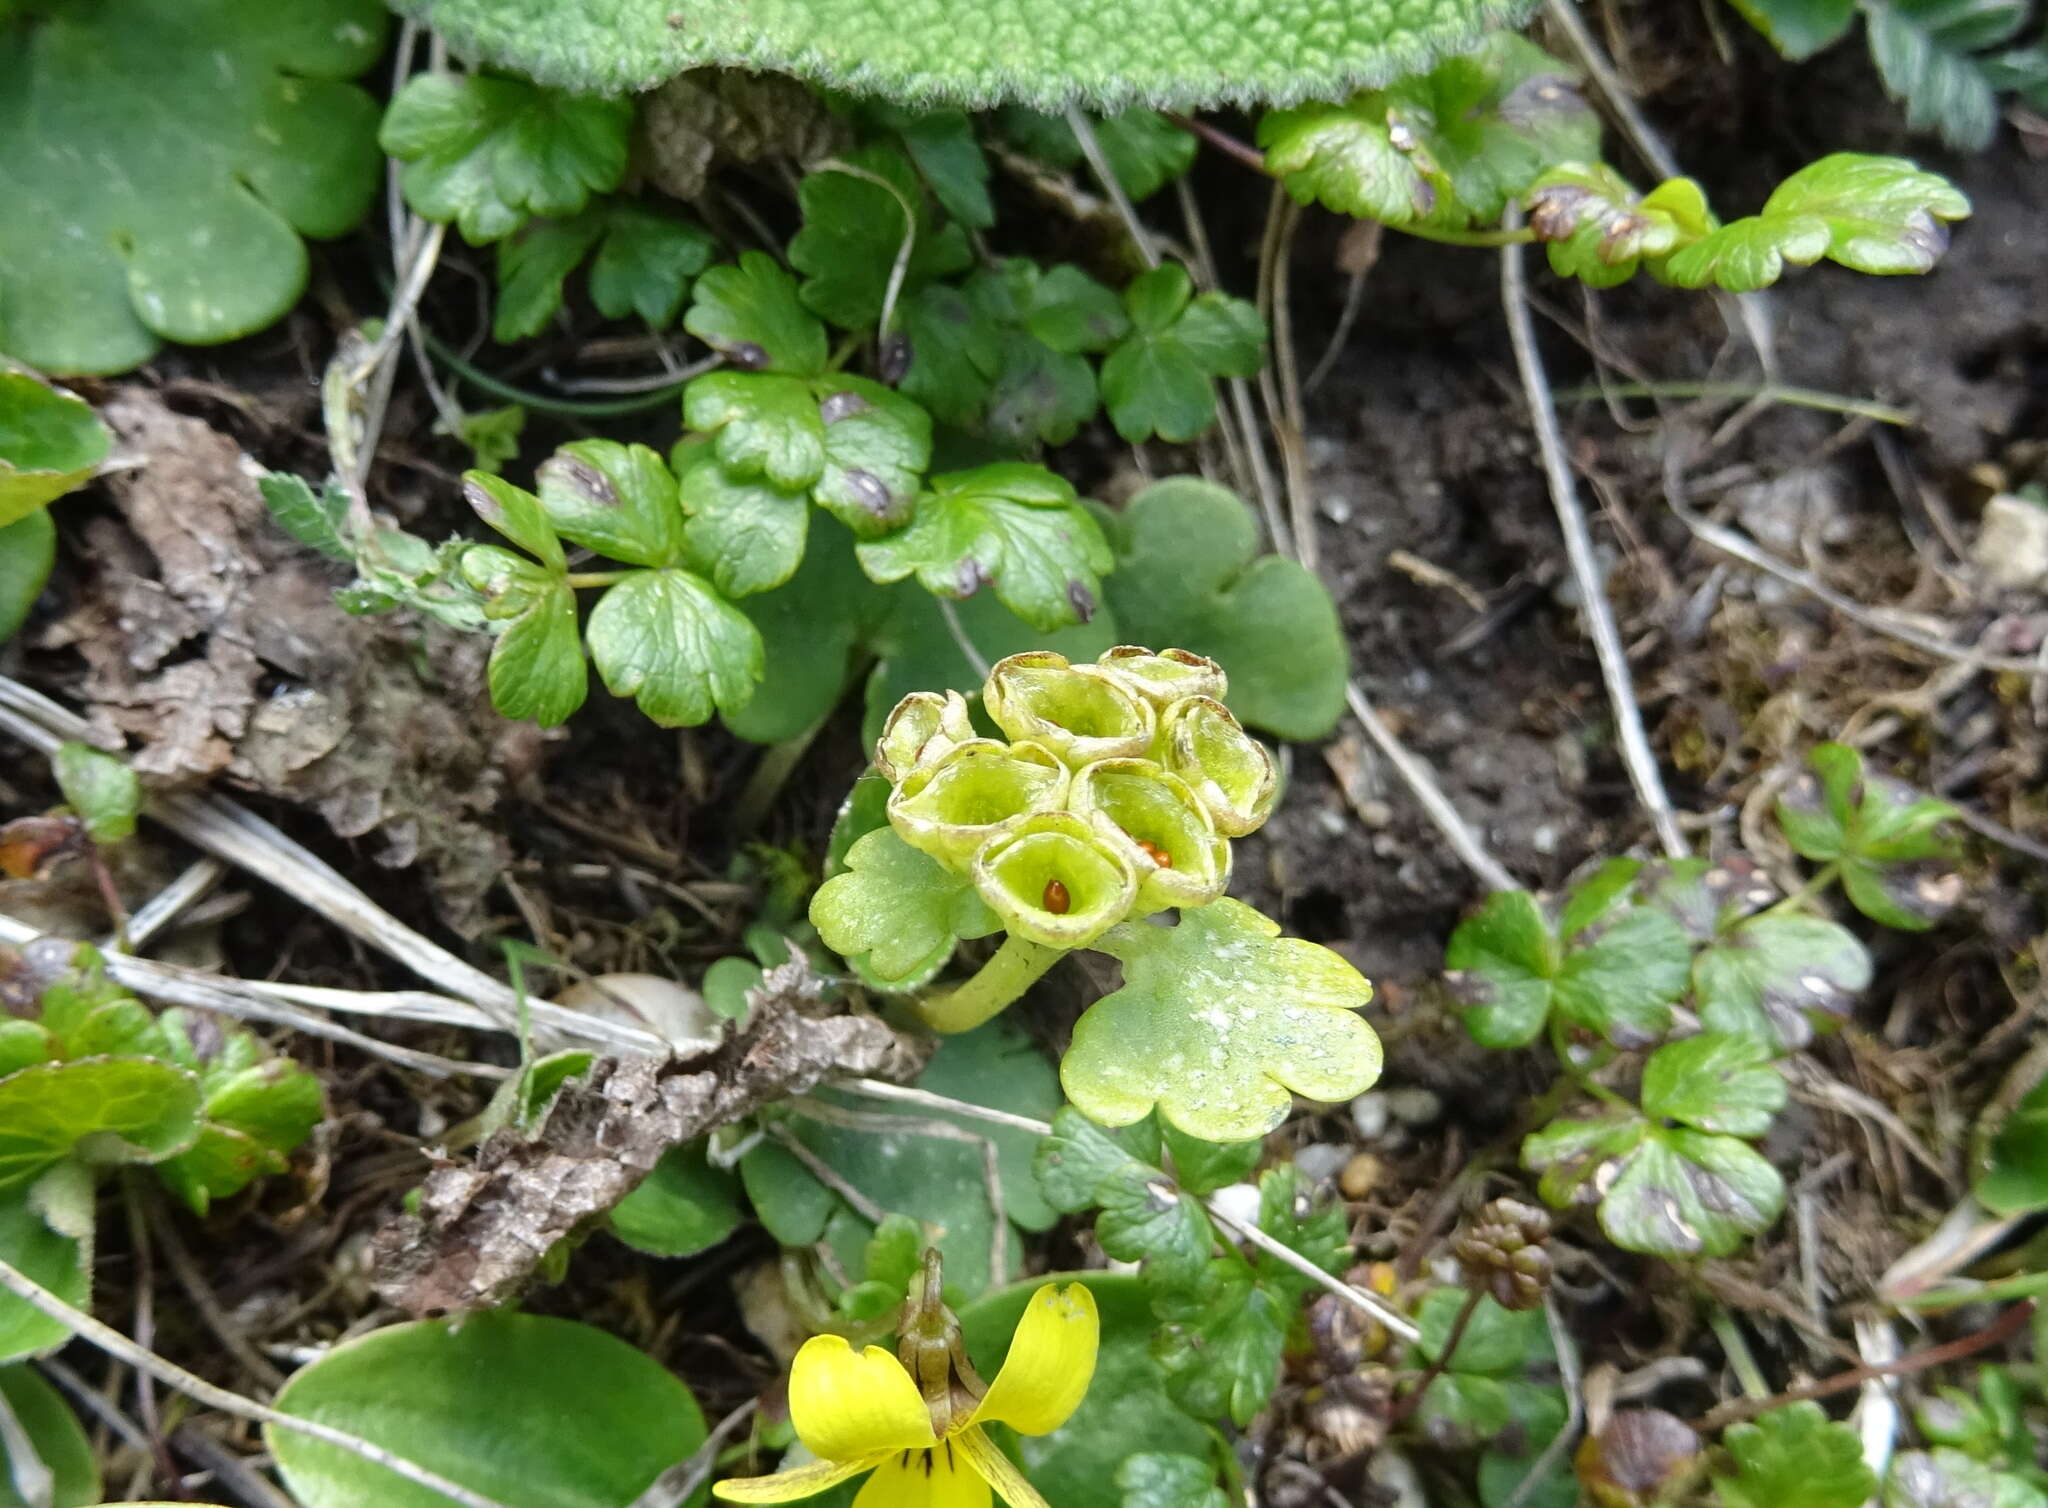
1063,898,1380,1142
811,827,1001,991
0,0,388,375
0,1058,202,1189
392,0,1541,108
1715,1402,1875,1508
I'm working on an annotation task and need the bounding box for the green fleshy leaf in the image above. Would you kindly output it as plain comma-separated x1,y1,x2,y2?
857,462,1112,632
492,210,607,342
675,453,810,598
270,1312,705,1508
1063,898,1381,1142
789,145,972,332
51,742,139,845
585,567,762,727
609,1141,743,1258
1694,913,1871,1049
154,1125,289,1216
1760,153,1971,275
0,0,387,376
1976,1066,2048,1217
258,471,354,562
1099,265,1264,443
1152,1257,1286,1427
1119,1453,1227,1508
682,252,828,376
0,1361,99,1508
810,376,932,538
535,439,687,567
465,471,567,569
1724,0,1858,60
380,73,632,244
1099,477,1347,739
459,545,587,726
0,1058,203,1189
0,511,56,645
1525,1117,1786,1259
1657,212,1832,292
1715,1401,1876,1508
1261,32,1598,229
389,0,1540,107
684,372,826,491
0,1185,86,1363
1526,166,1713,287
810,827,1000,991
1639,1033,1786,1138
0,377,111,528
587,202,719,327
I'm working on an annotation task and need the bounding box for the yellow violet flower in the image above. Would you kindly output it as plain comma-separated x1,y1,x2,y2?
715,1279,1100,1508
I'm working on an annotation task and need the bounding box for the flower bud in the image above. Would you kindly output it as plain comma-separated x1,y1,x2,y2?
1068,758,1229,913
972,812,1137,948
875,690,975,782
983,652,1155,766
1094,645,1226,707
888,739,1068,870
1161,696,1277,837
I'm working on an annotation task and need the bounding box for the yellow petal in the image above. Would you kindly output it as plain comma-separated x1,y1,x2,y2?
967,1282,1100,1437
955,1427,1051,1508
788,1335,938,1460
853,1445,993,1508
714,1455,875,1503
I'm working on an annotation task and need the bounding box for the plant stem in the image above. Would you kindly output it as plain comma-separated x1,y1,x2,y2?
564,571,630,590
1549,380,1915,427
1548,1019,1630,1111
1390,1288,1483,1424
912,935,1063,1034
1765,862,1840,917
1708,1302,1771,1400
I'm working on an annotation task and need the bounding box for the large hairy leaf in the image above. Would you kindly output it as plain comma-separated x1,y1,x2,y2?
0,0,388,375
393,0,1538,106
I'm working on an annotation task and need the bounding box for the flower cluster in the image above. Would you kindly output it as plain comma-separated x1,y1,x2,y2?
876,646,1276,950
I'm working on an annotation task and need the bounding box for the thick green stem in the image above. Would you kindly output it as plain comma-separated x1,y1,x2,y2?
1765,862,1840,918
914,935,1063,1034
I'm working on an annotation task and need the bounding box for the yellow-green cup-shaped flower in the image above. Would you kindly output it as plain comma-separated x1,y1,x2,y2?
875,690,975,782
1069,758,1230,913
972,811,1137,949
1095,645,1227,708
888,739,1068,871
983,651,1155,767
1162,695,1277,837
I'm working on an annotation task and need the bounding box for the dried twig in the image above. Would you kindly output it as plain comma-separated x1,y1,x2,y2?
1205,1201,1422,1345
1066,109,1158,270
0,1255,518,1508
1501,223,1688,859
625,1400,758,1508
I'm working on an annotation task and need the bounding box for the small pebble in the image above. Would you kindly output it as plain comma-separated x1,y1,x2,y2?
1293,1143,1351,1185
1208,1182,1262,1227
1339,1151,1382,1199
1349,1091,1390,1139
1385,1086,1443,1126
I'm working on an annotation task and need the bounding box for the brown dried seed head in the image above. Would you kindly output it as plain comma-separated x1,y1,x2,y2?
1452,1197,1554,1311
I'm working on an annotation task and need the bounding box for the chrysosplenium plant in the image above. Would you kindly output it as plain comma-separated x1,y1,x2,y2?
813,645,1382,1143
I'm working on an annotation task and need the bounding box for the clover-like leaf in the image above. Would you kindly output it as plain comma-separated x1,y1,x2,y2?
1063,897,1380,1142
492,212,606,343
1099,265,1265,443
0,377,111,529
811,827,1001,991
1524,1113,1785,1259
682,252,828,376
1775,742,1962,930
857,462,1112,632
1640,1033,1786,1138
1715,1402,1876,1508
1884,1449,2048,1508
1446,884,1691,1050
788,145,972,332
1100,478,1347,739
0,1058,203,1189
380,73,632,244
1693,913,1871,1049
459,545,587,726
0,0,387,375
1758,154,1971,275
585,567,763,726
1262,33,1599,230
493,201,717,343
674,452,809,598
535,440,687,567
51,743,140,846
1658,213,1833,292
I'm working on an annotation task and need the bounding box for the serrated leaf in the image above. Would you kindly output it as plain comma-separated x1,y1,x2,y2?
585,567,761,727
810,827,1000,990
857,462,1111,632
51,742,139,845
675,453,809,598
1100,477,1348,739
789,145,972,332
1096,1168,1215,1288
1033,1105,1143,1213
1866,0,2025,151
683,372,826,491
1694,913,1871,1049
0,377,111,529
1640,1033,1786,1137
492,211,607,342
1761,153,1971,274
1119,1453,1227,1508
0,1058,202,1188
1252,1164,1350,1297
0,0,388,376
391,0,1538,109
1100,266,1264,444
1715,1401,1876,1508
0,512,56,646
459,545,586,726
380,73,632,244
586,202,718,327
1159,1116,1261,1197
1063,898,1381,1142
682,252,828,376
257,472,353,562
1153,1258,1288,1427
1725,0,1859,59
